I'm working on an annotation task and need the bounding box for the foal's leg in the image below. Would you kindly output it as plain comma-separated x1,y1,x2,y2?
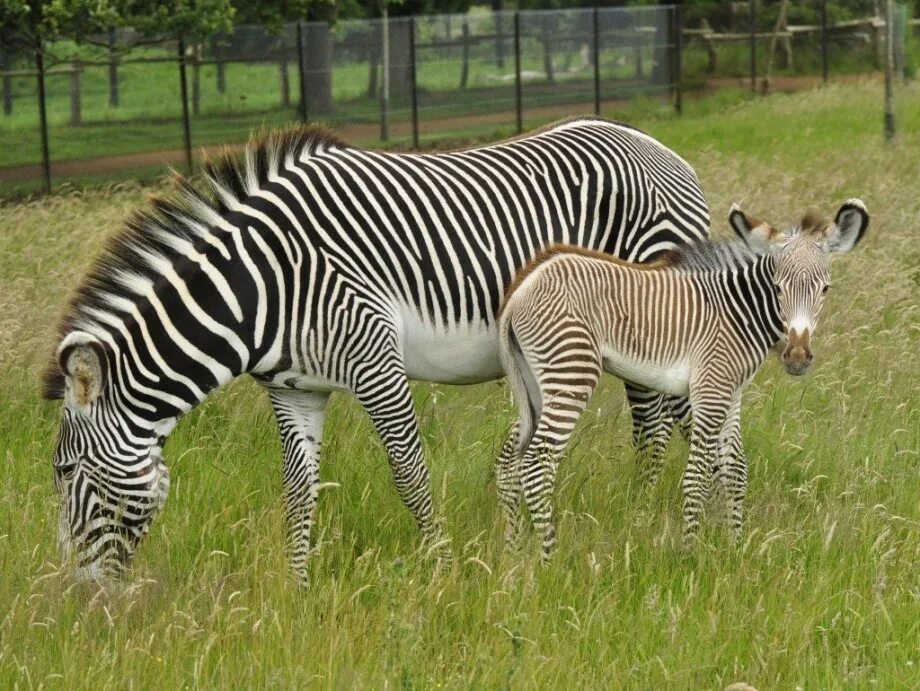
495,424,525,550
683,382,731,548
625,384,672,485
715,397,746,542
267,388,330,586
522,344,601,563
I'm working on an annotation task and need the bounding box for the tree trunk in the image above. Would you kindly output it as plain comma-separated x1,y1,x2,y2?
305,20,336,114
700,19,718,74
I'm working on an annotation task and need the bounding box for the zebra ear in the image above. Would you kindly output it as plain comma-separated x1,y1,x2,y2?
728,203,782,251
58,332,107,408
826,198,869,255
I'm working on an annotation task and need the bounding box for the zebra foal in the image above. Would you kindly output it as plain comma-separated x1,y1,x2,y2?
497,200,869,559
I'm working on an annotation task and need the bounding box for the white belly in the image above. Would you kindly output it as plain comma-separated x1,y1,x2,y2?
601,348,691,397
399,311,503,384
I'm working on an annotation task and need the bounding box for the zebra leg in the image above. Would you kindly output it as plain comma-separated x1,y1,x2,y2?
523,360,600,563
495,424,525,550
716,398,746,543
267,388,330,587
353,362,449,559
625,384,671,485
682,389,729,548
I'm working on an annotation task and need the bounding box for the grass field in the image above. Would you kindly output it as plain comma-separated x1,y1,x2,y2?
1,81,919,688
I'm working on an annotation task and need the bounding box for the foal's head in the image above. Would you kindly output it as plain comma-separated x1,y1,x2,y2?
729,199,869,376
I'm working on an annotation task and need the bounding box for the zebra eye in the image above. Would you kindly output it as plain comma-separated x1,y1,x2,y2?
821,284,830,295
773,284,782,296
54,463,76,481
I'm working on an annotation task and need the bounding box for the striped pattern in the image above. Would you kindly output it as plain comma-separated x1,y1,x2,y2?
497,201,868,560
42,118,711,583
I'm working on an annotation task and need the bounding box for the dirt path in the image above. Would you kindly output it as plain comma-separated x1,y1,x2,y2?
0,74,878,185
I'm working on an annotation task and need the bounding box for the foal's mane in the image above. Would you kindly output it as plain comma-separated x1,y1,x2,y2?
41,124,347,400
503,210,829,310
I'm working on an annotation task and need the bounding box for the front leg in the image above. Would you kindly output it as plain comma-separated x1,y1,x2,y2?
267,388,330,587
715,396,746,542
683,386,731,548
624,383,672,486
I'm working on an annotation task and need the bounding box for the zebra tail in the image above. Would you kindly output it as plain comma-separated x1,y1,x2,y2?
499,312,538,455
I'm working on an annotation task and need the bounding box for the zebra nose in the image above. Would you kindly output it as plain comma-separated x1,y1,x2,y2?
782,345,813,375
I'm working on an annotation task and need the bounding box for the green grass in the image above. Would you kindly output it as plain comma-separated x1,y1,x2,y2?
1,81,919,688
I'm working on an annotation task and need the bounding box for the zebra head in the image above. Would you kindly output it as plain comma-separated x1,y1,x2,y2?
47,331,171,582
729,199,869,376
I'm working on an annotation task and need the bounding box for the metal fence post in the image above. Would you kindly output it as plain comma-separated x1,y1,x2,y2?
593,7,601,116
514,11,522,134
820,0,829,83
35,45,52,194
409,17,419,149
674,4,683,115
177,39,193,174
296,21,309,123
749,0,757,92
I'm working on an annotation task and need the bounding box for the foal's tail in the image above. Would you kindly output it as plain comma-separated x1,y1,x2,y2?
498,309,540,455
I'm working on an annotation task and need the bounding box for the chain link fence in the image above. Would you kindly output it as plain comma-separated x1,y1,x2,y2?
0,2,914,197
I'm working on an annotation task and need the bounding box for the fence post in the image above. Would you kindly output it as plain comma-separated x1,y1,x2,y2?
1,50,12,115
514,11,522,134
108,29,119,107
884,0,895,143
674,4,683,115
69,57,82,126
380,11,390,142
593,7,601,116
177,39,193,174
749,0,757,92
35,45,52,194
820,0,829,83
409,17,419,149
296,22,309,123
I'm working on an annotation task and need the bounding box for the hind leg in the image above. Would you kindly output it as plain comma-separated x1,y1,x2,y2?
625,384,673,485
521,339,601,563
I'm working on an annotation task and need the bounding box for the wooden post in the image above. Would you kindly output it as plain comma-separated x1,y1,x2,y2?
108,29,119,107
674,4,683,115
192,44,201,116
69,57,82,126
820,0,829,83
884,0,895,143
1,50,12,115
459,21,470,89
296,21,308,123
409,17,419,148
178,40,193,173
749,0,757,92
35,46,52,194
514,11,522,134
593,7,601,116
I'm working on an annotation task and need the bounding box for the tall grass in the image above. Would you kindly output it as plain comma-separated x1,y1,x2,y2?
0,81,918,688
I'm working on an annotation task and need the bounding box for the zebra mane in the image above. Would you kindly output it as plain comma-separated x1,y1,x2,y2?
666,239,762,273
41,124,348,400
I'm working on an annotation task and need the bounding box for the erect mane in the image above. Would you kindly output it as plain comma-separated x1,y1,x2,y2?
41,124,349,400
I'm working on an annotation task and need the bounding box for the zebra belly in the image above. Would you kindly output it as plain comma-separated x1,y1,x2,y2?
399,312,503,384
601,348,691,397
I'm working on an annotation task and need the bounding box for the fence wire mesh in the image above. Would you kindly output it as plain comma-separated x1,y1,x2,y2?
0,3,914,197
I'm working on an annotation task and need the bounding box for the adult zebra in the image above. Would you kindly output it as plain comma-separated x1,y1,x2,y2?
42,117,710,583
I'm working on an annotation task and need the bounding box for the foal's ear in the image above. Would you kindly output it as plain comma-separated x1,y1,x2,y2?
826,198,869,254
57,332,108,407
728,203,783,251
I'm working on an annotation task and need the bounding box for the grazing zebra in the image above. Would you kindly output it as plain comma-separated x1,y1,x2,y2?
497,200,868,560
41,118,710,583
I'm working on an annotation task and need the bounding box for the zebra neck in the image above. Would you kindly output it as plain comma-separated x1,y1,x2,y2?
711,254,785,355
